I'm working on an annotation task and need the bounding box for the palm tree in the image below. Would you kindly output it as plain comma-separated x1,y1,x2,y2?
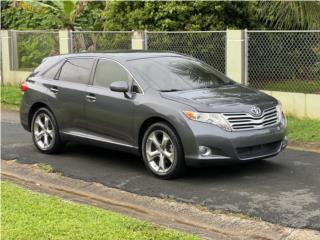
259,1,320,30
26,0,89,30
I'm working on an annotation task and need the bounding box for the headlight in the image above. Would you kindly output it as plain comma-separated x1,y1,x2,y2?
183,111,232,131
276,103,287,127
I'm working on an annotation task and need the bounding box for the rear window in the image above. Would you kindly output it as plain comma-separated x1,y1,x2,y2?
42,61,64,79
58,58,95,84
30,57,62,77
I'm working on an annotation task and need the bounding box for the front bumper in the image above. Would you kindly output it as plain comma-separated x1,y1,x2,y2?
180,119,287,166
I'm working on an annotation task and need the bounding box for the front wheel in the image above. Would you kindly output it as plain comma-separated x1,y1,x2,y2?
31,107,63,154
142,122,186,179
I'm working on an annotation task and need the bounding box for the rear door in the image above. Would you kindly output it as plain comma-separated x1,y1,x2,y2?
46,57,95,133
85,59,136,146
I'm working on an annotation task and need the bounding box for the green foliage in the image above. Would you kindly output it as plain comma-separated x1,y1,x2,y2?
287,116,320,142
248,32,320,93
259,1,320,30
103,1,261,31
1,85,21,106
2,1,320,31
1,181,198,240
15,32,59,70
27,0,79,30
147,32,226,72
72,32,131,53
76,1,105,31
35,163,54,173
256,80,320,94
1,2,62,30
1,0,106,30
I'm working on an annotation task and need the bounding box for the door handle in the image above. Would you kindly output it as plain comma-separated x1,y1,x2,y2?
86,94,96,102
50,86,59,94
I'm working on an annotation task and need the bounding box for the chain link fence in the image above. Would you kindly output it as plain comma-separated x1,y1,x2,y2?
146,31,226,73
72,31,133,53
10,30,59,71
247,31,320,94
4,30,320,94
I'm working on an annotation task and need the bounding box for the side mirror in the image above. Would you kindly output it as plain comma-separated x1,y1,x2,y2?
110,81,129,93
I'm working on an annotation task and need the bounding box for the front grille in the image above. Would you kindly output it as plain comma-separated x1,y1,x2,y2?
223,106,279,131
237,141,281,159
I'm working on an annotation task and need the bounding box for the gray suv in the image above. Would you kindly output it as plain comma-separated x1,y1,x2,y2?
20,52,287,179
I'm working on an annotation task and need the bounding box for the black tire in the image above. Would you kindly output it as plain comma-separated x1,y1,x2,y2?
31,107,64,154
141,122,186,179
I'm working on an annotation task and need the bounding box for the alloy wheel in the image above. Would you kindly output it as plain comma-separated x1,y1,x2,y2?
145,130,176,174
33,113,55,150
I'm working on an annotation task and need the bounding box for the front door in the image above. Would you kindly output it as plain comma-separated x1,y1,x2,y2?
85,59,135,146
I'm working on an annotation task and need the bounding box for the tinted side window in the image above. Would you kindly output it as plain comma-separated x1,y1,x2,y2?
94,60,132,88
42,61,64,79
59,58,95,84
31,57,62,77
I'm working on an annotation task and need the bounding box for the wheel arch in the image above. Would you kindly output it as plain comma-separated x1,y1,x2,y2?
28,102,52,131
138,116,184,155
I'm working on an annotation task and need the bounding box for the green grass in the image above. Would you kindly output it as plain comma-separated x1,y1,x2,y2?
287,116,320,142
1,181,198,240
1,85,22,107
35,163,54,173
257,79,320,94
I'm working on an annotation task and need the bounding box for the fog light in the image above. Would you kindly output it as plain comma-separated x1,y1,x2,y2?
199,146,211,156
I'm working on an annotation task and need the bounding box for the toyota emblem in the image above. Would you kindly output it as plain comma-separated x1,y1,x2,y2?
250,106,262,116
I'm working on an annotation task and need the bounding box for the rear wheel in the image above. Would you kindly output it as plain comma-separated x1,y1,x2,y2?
31,107,63,154
142,122,186,179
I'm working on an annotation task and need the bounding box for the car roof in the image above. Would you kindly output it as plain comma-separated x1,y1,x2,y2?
45,51,185,62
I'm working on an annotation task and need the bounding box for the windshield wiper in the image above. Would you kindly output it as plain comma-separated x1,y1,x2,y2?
196,82,234,89
222,81,234,85
160,89,182,92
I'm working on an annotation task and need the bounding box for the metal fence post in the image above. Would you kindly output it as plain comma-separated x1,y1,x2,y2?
144,29,148,50
69,30,73,53
224,29,228,76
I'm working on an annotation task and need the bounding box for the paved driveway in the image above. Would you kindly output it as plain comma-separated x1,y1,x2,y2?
1,110,320,230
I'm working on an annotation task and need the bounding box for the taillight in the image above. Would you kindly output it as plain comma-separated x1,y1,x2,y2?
21,83,28,92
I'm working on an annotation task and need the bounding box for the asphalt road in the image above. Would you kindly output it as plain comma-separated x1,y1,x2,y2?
1,110,320,230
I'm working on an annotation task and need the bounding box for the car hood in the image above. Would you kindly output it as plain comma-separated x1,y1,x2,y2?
160,84,278,113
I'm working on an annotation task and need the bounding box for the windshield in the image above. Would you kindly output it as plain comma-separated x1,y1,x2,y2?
128,56,234,91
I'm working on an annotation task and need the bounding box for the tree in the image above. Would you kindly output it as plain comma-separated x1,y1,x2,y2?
259,1,320,30
1,0,63,30
1,0,105,30
103,1,261,31
25,0,86,30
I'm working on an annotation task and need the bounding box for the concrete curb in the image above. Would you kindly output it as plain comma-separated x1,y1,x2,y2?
287,141,320,154
1,160,320,240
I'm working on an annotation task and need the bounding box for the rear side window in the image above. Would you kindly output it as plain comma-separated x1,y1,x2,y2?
58,58,95,84
31,57,62,77
93,60,132,88
42,61,64,79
